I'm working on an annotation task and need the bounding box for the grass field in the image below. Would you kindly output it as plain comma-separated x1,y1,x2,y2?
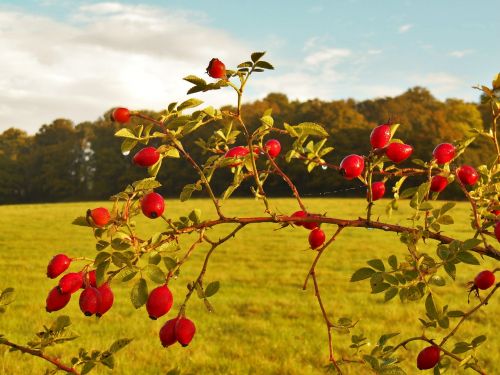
0,198,498,374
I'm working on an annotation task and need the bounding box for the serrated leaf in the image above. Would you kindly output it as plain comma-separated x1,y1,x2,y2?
447,310,464,317
444,262,456,280
145,264,166,284
350,267,376,282
95,260,110,287
110,338,133,353
177,98,203,111
72,216,90,227
461,238,481,250
81,362,95,375
437,215,454,225
425,293,438,320
130,278,148,309
183,75,206,86
440,201,456,214
254,60,274,70
471,335,486,347
188,209,201,224
121,139,137,155
456,251,480,265
96,240,109,252
163,256,177,271
94,251,111,266
205,281,220,298
367,259,385,271
384,287,398,302
388,255,398,270
293,122,328,137
132,178,161,191
100,354,114,369
251,51,266,62
114,128,137,139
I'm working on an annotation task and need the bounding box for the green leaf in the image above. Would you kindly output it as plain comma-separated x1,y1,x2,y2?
437,215,454,225
148,252,161,265
72,216,90,227
96,240,109,252
440,202,456,214
94,251,111,266
110,338,133,353
456,251,480,265
444,263,456,280
177,98,203,111
251,51,266,62
447,310,464,318
132,178,161,191
114,128,137,139
367,259,385,271
419,202,433,211
205,281,220,298
180,183,201,202
363,355,379,370
293,122,328,137
188,209,201,224
95,260,110,287
384,287,398,302
388,255,398,270
383,273,399,285
461,238,481,250
370,273,390,294
0,288,15,306
100,354,114,369
163,256,177,271
254,60,274,70
350,267,376,282
378,367,407,375
452,342,472,354
471,335,487,347
121,139,137,155
429,275,446,286
145,264,166,284
130,278,148,309
183,75,207,86
81,362,96,375
425,293,438,320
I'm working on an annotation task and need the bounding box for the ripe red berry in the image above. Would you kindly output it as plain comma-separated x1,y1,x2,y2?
303,218,319,230
46,287,71,313
79,287,102,316
370,124,391,149
474,270,496,290
47,254,71,279
416,346,440,370
141,192,165,219
430,175,448,193
386,143,413,163
90,207,110,227
265,139,281,158
175,317,196,347
159,318,179,348
457,165,478,186
133,147,160,167
291,210,307,227
339,154,364,180
112,107,131,123
225,146,249,167
495,222,500,242
432,143,455,164
146,285,173,320
369,181,385,201
96,283,114,317
58,272,84,294
309,228,326,249
84,270,97,288
206,58,226,79
492,210,500,216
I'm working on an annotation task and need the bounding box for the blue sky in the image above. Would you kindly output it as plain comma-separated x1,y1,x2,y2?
0,0,498,133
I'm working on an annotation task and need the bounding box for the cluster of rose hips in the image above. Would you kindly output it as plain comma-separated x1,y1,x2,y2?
223,138,281,167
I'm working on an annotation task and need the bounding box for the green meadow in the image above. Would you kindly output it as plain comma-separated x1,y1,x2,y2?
0,198,497,374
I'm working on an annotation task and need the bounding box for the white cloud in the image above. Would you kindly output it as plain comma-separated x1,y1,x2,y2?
398,24,413,33
449,49,473,58
409,73,462,95
367,49,382,55
304,48,351,66
0,3,248,133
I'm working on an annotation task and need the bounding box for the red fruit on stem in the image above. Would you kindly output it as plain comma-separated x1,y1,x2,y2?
47,254,71,279
457,165,478,186
386,143,413,163
46,287,71,313
159,318,179,347
79,287,101,316
141,192,165,219
370,124,391,149
86,270,97,288
146,285,173,320
112,107,131,123
90,207,110,227
58,272,84,294
492,209,500,216
291,210,307,227
225,146,249,167
416,346,440,370
339,154,364,180
432,143,455,164
133,147,160,167
309,228,326,249
430,175,448,193
474,270,496,290
206,58,226,79
96,283,114,317
175,317,196,347
369,181,385,201
265,139,281,158
495,221,500,242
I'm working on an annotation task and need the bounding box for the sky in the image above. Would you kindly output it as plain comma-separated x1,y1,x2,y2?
0,0,498,134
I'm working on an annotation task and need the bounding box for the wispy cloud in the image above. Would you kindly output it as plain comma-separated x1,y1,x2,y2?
398,24,413,33
449,49,473,58
305,48,351,66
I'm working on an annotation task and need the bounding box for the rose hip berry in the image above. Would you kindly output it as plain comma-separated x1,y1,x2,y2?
82,270,97,288
47,254,71,279
265,139,281,158
430,175,448,193
474,270,496,290
369,181,385,201
370,124,391,149
339,154,364,180
175,317,196,347
206,58,226,79
457,165,478,186
309,228,326,249
416,346,440,370
303,215,320,230
141,192,165,219
225,146,249,167
112,107,131,123
386,143,413,163
146,285,173,320
133,147,160,167
291,210,307,226
58,272,84,294
433,143,455,164
96,283,114,317
79,287,102,316
159,318,179,347
46,287,71,313
89,207,110,227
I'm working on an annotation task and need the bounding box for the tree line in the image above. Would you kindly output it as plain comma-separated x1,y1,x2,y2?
0,87,494,204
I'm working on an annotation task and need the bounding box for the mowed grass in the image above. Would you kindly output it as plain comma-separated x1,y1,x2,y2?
0,198,498,375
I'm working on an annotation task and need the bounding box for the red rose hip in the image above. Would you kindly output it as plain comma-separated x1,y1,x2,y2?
89,207,110,227
206,58,226,79
46,287,71,313
225,146,249,167
432,143,455,164
58,272,84,294
82,270,97,288
265,139,281,158
133,147,160,167
474,270,496,290
339,154,364,179
79,287,102,316
47,254,71,279
175,317,196,347
96,283,114,317
291,210,307,226
369,181,385,201
146,285,173,320
370,124,391,149
386,143,413,163
159,318,179,347
303,215,320,230
309,228,326,249
457,165,478,186
430,175,448,193
141,192,165,219
112,107,131,123
416,346,440,370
